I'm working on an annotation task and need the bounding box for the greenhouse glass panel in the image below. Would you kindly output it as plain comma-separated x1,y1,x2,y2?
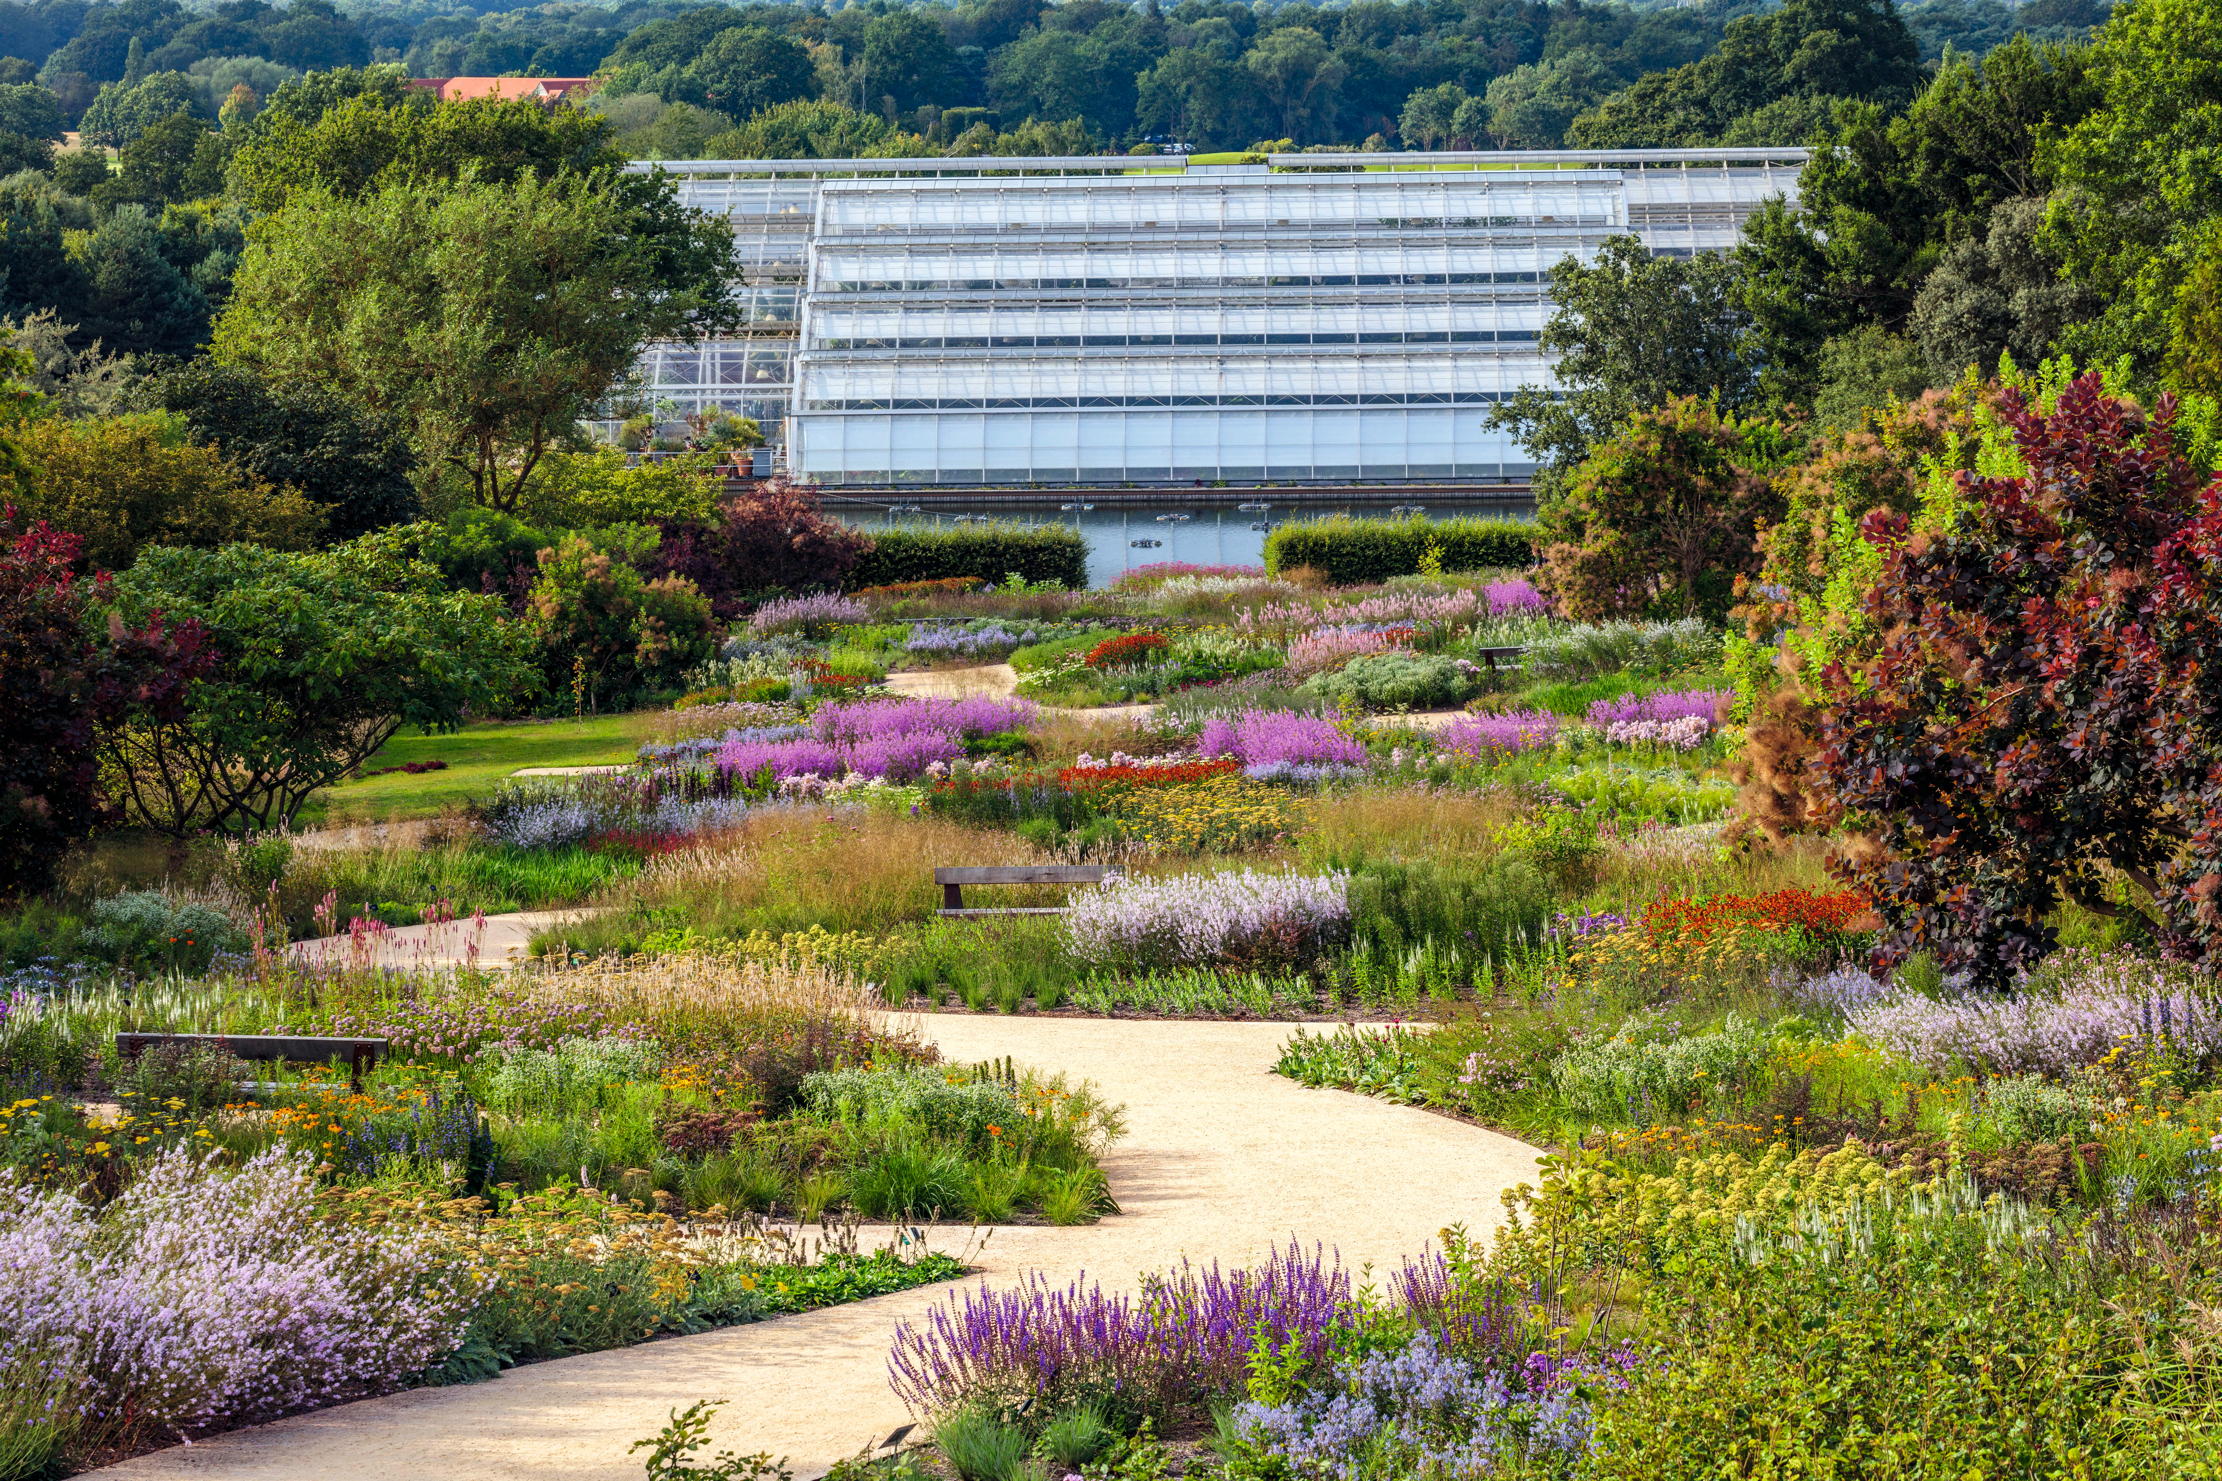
624,151,1801,484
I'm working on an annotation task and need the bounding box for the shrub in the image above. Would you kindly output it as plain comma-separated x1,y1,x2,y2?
798,1064,1023,1143
1535,398,1792,622
1302,651,1481,709
1521,618,1722,681
848,524,1087,591
1813,374,2222,986
648,484,871,621
525,535,716,714
81,891,248,974
1262,516,1535,584
0,1148,481,1461
1550,1015,1773,1119
11,417,326,571
1066,869,1351,969
0,515,208,896
1584,1191,2155,1480
105,542,534,835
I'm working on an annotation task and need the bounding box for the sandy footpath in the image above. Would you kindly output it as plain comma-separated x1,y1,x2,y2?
90,1015,1540,1481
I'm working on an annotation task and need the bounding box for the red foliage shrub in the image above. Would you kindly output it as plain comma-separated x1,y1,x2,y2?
0,511,210,895
1641,889,1872,946
1055,759,1241,790
1813,373,2222,986
649,479,871,620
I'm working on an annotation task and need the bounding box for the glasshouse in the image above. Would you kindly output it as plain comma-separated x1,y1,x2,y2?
632,150,1806,488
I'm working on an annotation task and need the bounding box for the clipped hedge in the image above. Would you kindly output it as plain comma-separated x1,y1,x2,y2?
1263,515,1536,584
848,523,1089,591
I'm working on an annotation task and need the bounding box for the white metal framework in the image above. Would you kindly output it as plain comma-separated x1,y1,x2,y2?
629,150,1804,488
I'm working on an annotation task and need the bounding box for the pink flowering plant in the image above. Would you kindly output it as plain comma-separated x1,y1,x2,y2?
1066,869,1351,969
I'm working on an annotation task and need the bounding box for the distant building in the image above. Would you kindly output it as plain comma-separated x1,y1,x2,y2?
410,77,599,105
623,148,1807,490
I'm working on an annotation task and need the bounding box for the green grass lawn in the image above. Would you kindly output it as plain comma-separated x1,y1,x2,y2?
300,713,660,824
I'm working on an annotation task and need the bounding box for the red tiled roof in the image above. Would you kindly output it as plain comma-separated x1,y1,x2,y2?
409,77,600,103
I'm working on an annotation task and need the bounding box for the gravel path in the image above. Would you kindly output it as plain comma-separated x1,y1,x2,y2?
91,1016,1539,1481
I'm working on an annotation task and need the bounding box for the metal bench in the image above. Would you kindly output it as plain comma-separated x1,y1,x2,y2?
935,865,1110,918
116,1034,389,1090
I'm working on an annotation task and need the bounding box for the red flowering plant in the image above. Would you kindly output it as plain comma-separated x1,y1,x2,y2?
1054,758,1240,791
1812,374,2222,988
1084,632,1171,669
1577,888,1873,998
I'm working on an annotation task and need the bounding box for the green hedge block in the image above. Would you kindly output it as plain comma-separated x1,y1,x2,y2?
1262,515,1537,584
849,523,1089,590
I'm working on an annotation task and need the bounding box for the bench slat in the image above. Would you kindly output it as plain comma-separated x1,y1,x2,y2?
934,866,1108,885
936,907,1073,917
116,1033,387,1064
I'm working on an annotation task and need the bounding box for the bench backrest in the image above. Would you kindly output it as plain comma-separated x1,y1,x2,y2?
934,866,1108,886
116,1033,388,1068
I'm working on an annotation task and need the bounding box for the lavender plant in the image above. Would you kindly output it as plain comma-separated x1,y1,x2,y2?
887,1242,1353,1418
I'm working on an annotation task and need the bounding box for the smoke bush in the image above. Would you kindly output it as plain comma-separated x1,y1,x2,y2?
1066,869,1350,968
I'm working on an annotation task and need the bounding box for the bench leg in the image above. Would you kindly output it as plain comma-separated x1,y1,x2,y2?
942,882,965,911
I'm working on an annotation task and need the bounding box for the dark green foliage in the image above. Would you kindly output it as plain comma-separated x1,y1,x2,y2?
75,70,203,147
1735,36,2100,400
1537,397,1795,622
146,360,419,540
1485,237,1762,486
1815,374,2222,987
104,541,536,834
848,523,1087,591
1262,515,1535,584
1569,0,1923,147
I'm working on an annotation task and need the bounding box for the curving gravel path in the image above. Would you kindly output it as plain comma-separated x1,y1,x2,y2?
90,1015,1540,1481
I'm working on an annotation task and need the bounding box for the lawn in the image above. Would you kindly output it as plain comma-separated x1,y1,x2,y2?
300,712,660,823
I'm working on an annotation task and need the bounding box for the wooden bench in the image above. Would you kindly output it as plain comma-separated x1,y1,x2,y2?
116,1034,389,1090
1472,645,1526,674
935,865,1109,918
